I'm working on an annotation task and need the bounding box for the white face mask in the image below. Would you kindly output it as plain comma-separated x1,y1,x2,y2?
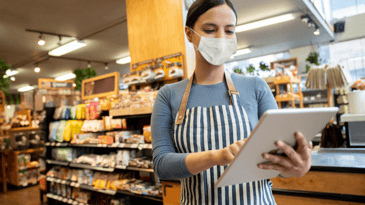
190,28,237,66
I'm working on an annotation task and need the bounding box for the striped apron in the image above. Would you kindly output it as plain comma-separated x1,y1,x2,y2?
174,71,276,205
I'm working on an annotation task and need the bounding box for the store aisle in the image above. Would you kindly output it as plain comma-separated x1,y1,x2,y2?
0,185,44,205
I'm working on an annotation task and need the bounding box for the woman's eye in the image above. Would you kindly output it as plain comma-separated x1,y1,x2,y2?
204,30,215,33
226,30,235,34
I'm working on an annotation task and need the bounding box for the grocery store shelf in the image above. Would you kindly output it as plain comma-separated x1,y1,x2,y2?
69,163,114,172
19,166,40,171
14,148,43,155
79,184,117,195
10,127,39,132
45,142,69,147
109,107,153,117
124,166,154,173
46,160,70,166
118,190,162,202
46,193,90,205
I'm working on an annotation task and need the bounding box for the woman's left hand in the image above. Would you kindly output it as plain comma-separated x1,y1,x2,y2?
258,132,312,178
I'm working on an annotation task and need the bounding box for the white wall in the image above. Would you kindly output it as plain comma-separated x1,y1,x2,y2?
289,45,316,74
182,0,196,78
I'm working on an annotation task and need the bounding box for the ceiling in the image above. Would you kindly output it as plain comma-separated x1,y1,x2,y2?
0,0,334,92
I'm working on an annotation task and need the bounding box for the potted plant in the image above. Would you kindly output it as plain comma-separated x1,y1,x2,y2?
259,61,269,71
233,67,243,74
305,52,320,73
246,64,256,75
73,67,97,90
0,58,12,95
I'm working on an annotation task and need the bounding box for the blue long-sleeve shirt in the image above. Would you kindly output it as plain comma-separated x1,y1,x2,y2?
151,73,278,180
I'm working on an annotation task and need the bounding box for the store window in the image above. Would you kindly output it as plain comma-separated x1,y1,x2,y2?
319,37,365,80
331,0,365,20
224,52,290,74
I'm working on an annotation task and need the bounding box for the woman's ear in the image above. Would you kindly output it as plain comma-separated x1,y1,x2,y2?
185,26,193,43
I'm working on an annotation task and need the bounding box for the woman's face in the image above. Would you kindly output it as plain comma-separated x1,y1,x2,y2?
186,4,237,47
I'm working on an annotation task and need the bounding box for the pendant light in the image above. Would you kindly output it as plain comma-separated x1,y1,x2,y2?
34,64,41,73
105,63,109,70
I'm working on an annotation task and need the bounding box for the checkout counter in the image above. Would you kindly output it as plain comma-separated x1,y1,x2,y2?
161,150,365,205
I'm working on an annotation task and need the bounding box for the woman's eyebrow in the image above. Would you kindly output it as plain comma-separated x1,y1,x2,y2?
202,23,235,27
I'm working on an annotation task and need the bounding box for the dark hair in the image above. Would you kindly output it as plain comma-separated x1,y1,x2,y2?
186,0,237,29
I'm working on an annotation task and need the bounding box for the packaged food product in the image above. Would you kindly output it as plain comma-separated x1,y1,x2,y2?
71,169,78,181
61,183,67,197
122,73,131,85
143,125,151,143
63,120,73,142
85,104,90,120
117,150,130,166
141,65,155,83
96,174,108,189
100,99,111,111
111,119,122,129
72,187,80,200
154,63,165,80
129,71,141,85
106,174,119,191
56,121,67,142
84,169,94,186
90,101,101,120
168,62,183,78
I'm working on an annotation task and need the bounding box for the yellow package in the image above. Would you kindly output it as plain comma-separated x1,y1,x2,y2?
106,174,119,191
63,121,73,142
81,104,86,119
76,104,83,120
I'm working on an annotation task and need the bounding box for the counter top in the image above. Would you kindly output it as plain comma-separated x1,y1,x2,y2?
311,148,365,173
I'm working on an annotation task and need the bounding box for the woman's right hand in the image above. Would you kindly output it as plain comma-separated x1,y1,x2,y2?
212,139,247,166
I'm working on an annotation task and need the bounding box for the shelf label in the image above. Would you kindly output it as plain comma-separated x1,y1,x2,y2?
111,143,119,147
63,198,68,202
72,201,78,205
56,143,61,147
131,144,138,148
70,182,75,187
103,144,108,147
68,199,73,204
116,165,127,169
97,144,103,147
51,142,56,146
61,180,66,184
56,179,61,183
45,142,50,146
75,183,80,187
118,143,125,148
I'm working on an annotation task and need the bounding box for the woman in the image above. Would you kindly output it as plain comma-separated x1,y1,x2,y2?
151,0,312,204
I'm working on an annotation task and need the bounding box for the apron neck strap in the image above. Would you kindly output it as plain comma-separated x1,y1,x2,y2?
175,70,239,125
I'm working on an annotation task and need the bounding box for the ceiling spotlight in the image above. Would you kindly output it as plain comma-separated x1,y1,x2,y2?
58,35,62,46
308,22,315,28
301,16,309,23
314,27,320,35
105,63,109,70
38,34,45,46
34,64,40,73
87,61,91,68
10,76,15,81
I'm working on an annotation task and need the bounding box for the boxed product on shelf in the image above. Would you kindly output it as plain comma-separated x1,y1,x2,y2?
114,131,141,143
84,169,94,186
96,154,116,167
98,135,114,145
52,148,74,162
72,133,98,144
117,150,130,167
75,154,98,166
143,125,151,143
106,173,119,191
71,169,78,181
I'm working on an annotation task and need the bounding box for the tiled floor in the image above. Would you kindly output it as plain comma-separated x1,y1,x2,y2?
0,185,45,205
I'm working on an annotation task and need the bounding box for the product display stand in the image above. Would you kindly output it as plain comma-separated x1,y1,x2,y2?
45,110,162,205
274,76,304,109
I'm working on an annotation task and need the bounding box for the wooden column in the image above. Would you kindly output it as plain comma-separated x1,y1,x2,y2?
126,0,191,79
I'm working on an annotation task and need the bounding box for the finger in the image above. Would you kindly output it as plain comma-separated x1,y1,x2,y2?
258,163,286,172
276,140,301,165
308,141,313,150
295,132,308,152
262,153,293,168
228,144,240,156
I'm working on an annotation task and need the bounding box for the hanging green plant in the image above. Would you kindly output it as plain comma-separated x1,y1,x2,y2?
0,58,12,95
246,64,256,74
306,52,320,66
233,67,242,74
259,61,269,71
73,67,97,90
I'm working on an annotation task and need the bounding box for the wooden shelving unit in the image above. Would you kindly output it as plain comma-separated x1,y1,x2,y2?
273,76,303,109
109,106,153,117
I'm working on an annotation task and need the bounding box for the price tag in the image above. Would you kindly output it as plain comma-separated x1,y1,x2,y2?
118,143,125,148
51,142,56,146
147,144,152,149
45,142,50,146
75,183,80,187
111,143,119,147
70,182,75,186
63,198,68,202
56,143,61,147
116,165,126,169
79,203,84,205
57,196,62,200
97,144,103,147
57,179,62,183
61,180,66,184
103,144,108,147
68,199,73,204
131,144,138,148
72,201,78,205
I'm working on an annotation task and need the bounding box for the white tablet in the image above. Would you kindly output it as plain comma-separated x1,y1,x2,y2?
215,107,339,188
